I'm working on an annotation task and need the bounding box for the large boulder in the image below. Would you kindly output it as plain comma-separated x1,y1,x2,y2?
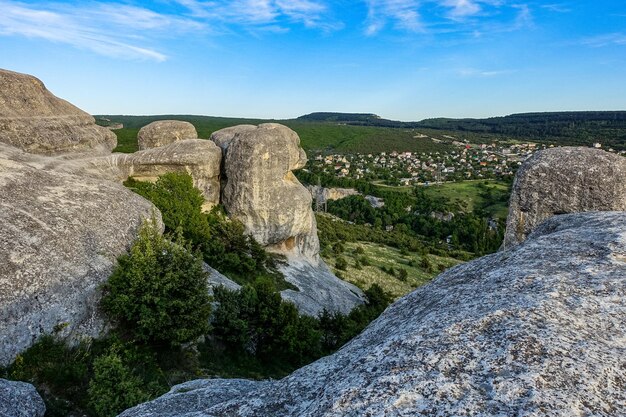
0,69,116,155
503,147,626,248
120,211,626,417
221,123,317,260
0,149,158,366
137,120,198,150
0,379,45,417
217,124,364,315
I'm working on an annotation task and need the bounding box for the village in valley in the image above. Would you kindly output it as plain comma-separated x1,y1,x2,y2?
306,139,624,186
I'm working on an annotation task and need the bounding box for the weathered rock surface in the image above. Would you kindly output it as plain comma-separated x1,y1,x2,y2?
121,211,626,417
137,120,198,150
0,379,45,417
221,123,317,260
279,260,364,316
3,139,223,209
503,147,626,248
307,185,359,202
218,123,364,314
0,69,116,155
209,125,256,157
0,151,158,366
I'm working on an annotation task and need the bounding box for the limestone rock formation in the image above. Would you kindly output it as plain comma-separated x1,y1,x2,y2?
217,123,364,314
0,379,45,417
503,147,626,248
209,125,256,157
0,69,116,155
120,211,626,417
0,150,158,366
221,123,316,259
137,120,198,150
110,140,222,208
307,185,360,202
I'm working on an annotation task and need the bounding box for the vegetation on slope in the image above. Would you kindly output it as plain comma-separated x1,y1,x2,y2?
1,174,392,417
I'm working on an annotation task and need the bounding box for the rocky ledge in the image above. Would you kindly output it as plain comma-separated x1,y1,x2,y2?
120,211,626,417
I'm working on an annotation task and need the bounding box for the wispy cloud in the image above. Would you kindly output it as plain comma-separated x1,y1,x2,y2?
365,0,532,36
173,0,339,32
365,0,422,36
582,33,626,47
0,0,338,61
456,67,514,77
540,3,571,13
0,1,205,61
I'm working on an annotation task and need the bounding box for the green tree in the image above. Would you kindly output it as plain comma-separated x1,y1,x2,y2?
101,219,211,346
87,350,151,417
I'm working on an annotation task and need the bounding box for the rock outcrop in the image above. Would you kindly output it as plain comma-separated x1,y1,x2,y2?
137,120,198,150
307,185,360,202
216,123,364,315
0,69,116,155
209,125,256,157
0,379,46,417
503,147,626,248
221,123,317,259
0,149,158,366
120,211,626,417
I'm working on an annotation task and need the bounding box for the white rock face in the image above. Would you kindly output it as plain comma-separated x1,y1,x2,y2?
137,120,198,150
0,68,116,155
0,379,46,417
221,123,317,259
307,185,360,201
216,123,364,314
120,211,626,417
0,147,158,366
503,147,626,248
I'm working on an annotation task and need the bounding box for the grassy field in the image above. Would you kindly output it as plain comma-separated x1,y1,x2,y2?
423,180,510,219
372,180,511,220
322,241,462,300
99,115,457,154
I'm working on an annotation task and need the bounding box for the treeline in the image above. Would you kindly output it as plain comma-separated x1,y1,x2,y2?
323,186,504,256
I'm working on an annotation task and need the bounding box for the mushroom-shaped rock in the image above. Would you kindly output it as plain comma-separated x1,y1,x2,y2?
222,123,314,259
137,120,198,150
0,68,116,155
0,379,46,417
503,147,626,248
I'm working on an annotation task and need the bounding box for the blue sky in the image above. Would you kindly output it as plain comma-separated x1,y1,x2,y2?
0,0,624,120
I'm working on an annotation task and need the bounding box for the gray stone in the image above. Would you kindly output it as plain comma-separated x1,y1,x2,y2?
209,125,256,157
0,379,45,417
0,149,158,366
137,120,198,150
503,147,626,248
221,123,317,260
280,259,365,316
120,212,626,417
307,185,359,202
0,68,116,155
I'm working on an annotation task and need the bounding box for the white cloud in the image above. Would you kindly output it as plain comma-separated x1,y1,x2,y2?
173,0,338,31
0,1,207,61
456,67,513,77
582,33,626,47
365,0,422,36
442,0,481,19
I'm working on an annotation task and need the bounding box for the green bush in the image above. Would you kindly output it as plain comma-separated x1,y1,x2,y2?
125,173,290,289
101,219,211,346
87,350,152,417
335,256,348,271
